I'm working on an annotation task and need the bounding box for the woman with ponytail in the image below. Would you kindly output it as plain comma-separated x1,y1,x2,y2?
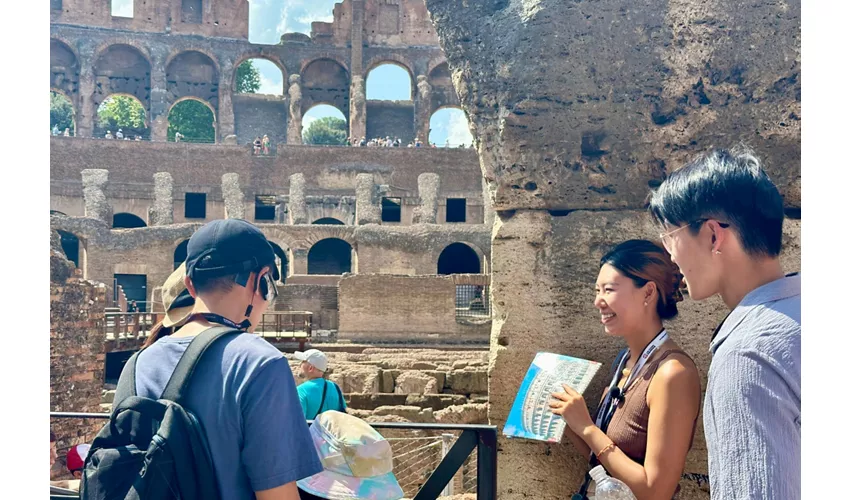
550,240,701,500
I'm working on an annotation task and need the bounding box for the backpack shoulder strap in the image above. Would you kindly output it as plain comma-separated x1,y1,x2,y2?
113,351,140,407
160,326,242,404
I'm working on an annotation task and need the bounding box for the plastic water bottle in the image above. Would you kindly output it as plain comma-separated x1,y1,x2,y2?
589,465,637,500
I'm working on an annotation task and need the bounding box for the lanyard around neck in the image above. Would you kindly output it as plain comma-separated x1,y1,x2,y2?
595,329,668,427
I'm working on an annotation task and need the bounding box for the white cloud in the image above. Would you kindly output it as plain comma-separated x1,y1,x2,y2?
447,111,473,146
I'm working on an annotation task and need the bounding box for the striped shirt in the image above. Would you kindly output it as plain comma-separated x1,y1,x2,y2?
704,273,801,499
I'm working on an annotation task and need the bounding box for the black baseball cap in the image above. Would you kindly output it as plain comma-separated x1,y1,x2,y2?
185,219,280,282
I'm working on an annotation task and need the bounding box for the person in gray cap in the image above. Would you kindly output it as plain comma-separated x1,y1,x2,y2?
130,219,322,499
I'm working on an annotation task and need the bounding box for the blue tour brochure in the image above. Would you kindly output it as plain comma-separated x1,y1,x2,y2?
503,352,602,443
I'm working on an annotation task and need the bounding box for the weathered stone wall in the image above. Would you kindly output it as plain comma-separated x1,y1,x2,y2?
50,252,107,479
50,138,485,224
365,100,416,143
338,274,490,342
424,0,801,497
232,94,288,150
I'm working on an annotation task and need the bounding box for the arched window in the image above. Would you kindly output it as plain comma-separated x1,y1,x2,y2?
366,63,412,101
174,240,189,270
302,105,347,146
113,212,147,229
308,238,352,275
429,107,473,148
437,243,481,275
312,218,345,225
168,99,216,143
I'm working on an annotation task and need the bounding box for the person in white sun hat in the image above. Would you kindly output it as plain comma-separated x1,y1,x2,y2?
296,411,404,500
294,349,347,420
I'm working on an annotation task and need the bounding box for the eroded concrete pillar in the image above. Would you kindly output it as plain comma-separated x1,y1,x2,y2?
221,173,244,219
288,174,308,224
412,173,440,224
349,76,367,141
415,75,432,143
149,172,174,225
355,173,381,225
81,169,112,223
287,75,303,145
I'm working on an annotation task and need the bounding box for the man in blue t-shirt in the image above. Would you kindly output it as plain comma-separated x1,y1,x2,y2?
131,219,322,500
294,349,347,420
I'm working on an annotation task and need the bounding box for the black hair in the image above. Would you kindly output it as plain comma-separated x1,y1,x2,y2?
648,145,784,257
600,239,683,320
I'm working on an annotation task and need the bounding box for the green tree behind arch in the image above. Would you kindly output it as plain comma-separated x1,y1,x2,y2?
303,117,347,146
167,100,216,143
236,60,261,94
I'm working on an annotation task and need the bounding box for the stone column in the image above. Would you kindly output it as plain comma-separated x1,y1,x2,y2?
286,75,303,145
414,75,432,143
149,172,174,225
349,75,367,141
221,173,244,219
76,55,95,138
355,174,381,225
217,60,236,142
81,169,112,223
412,173,440,224
288,173,307,224
149,50,169,142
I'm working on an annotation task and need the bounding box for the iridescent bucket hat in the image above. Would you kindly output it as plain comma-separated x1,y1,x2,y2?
297,411,404,500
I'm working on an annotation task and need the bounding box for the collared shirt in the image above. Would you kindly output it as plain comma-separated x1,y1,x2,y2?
704,273,801,500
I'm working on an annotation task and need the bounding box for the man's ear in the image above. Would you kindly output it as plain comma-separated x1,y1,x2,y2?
184,276,198,298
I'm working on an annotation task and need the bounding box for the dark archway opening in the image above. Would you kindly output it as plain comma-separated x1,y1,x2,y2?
437,243,481,275
312,217,345,225
174,240,189,270
113,213,147,229
308,238,352,275
57,230,80,268
269,242,289,284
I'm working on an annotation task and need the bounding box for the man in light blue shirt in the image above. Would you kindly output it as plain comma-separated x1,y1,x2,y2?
295,349,347,419
649,147,800,499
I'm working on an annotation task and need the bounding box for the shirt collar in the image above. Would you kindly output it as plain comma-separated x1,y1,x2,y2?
710,273,800,353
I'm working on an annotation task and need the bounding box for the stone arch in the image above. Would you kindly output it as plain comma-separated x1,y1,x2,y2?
308,238,353,275
113,212,147,229
365,61,414,101
428,62,459,111
269,242,290,283
232,53,287,91
300,58,351,116
429,106,472,147
166,50,220,111
173,239,189,270
50,38,80,101
312,217,345,225
95,93,150,140
92,44,152,115
437,242,482,275
167,97,217,143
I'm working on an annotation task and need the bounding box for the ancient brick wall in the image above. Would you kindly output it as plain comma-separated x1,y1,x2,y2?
233,94,288,150
50,259,107,479
366,100,416,143
424,0,801,497
338,274,490,341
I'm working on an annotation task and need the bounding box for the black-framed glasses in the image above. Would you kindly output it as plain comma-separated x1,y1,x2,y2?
659,219,730,251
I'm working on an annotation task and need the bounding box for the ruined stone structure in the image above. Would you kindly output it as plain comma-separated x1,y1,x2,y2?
424,0,801,498
50,0,463,145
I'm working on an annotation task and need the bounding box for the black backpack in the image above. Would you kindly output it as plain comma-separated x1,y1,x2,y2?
81,326,240,500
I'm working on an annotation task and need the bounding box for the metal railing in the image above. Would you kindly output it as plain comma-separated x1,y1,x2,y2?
49,412,497,500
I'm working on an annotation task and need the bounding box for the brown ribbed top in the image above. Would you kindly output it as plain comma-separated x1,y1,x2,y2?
602,348,698,465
